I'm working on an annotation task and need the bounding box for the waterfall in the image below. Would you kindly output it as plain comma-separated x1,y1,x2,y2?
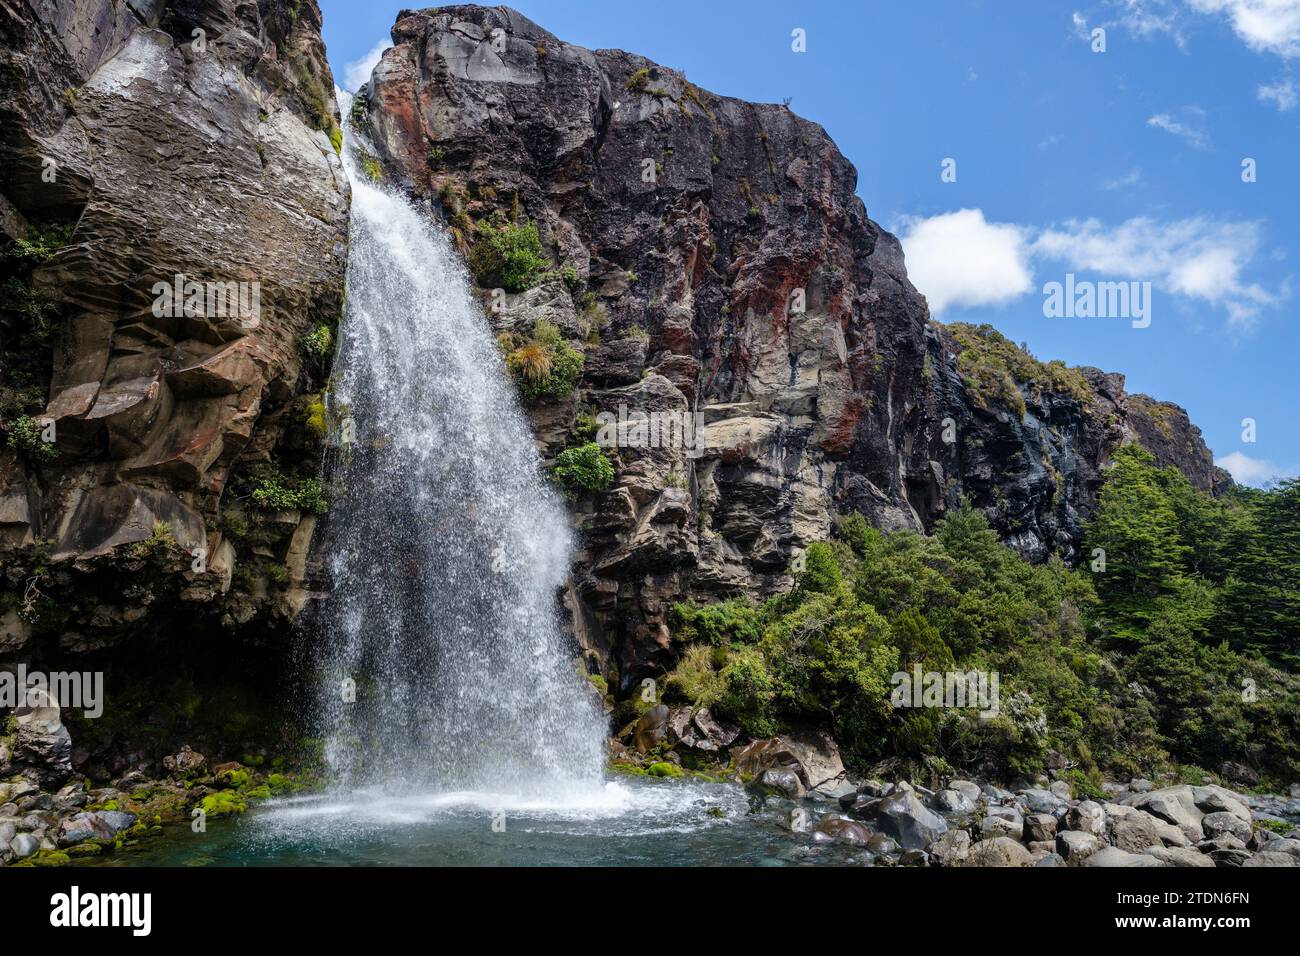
308,96,606,797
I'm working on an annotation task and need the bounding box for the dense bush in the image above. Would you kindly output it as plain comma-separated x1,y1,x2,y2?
503,320,584,403
662,450,1300,785
552,442,614,496
469,219,547,292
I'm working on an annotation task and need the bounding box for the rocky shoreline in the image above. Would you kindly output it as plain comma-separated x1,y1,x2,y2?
4,686,1298,866
610,703,1300,867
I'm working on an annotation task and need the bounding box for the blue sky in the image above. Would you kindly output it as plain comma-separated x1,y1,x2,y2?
320,0,1300,486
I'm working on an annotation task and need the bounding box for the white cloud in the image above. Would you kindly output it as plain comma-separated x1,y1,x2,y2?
343,39,392,92
1258,77,1299,107
1216,451,1300,486
1033,216,1278,328
1186,0,1300,57
1146,107,1212,148
1100,1,1300,56
896,209,1035,313
897,210,1281,329
1111,0,1190,44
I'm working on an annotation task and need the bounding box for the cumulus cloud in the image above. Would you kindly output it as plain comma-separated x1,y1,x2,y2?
343,39,392,93
1216,451,1300,486
1186,0,1300,57
897,210,1280,328
1146,107,1212,148
896,210,1035,313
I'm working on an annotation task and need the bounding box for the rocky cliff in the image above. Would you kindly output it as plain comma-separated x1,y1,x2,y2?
0,0,349,666
357,4,1229,690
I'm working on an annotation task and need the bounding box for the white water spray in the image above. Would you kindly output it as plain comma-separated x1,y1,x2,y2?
309,95,606,797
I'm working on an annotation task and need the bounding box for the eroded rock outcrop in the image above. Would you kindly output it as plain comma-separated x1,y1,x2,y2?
0,0,349,656
355,4,1228,689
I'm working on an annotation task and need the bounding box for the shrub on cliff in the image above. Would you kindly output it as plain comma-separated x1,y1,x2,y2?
503,320,584,402
469,219,547,292
552,442,614,496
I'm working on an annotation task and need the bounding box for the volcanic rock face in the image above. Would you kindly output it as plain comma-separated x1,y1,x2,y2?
0,0,348,654
358,4,1226,688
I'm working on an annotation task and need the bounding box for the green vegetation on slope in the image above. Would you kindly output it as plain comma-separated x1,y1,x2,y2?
666,447,1300,786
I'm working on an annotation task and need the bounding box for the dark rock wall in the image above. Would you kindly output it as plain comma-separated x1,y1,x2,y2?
0,0,349,660
359,5,1228,689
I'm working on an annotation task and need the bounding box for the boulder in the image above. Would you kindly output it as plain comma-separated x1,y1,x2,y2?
948,779,982,803
932,788,975,815
1020,788,1067,815
863,833,897,859
811,816,870,846
1191,785,1251,824
963,836,1034,867
928,829,971,865
1082,846,1168,867
162,745,207,778
877,787,949,851
1126,786,1205,841
1023,813,1057,843
1144,846,1214,867
980,814,1022,840
1034,852,1066,867
1200,811,1252,844
1207,848,1252,867
632,704,670,752
758,768,805,800
55,809,137,848
11,684,72,789
1056,830,1104,863
1107,805,1162,852
1065,800,1105,836
9,832,40,860
1216,762,1259,787
1242,850,1300,867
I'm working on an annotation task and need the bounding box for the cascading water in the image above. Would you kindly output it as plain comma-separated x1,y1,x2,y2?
308,97,606,798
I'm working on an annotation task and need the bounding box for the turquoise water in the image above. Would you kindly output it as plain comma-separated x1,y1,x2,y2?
83,778,863,867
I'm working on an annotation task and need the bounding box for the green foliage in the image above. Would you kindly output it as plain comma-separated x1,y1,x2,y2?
245,465,327,513
946,322,1094,418
664,489,1299,782
552,442,614,496
503,320,584,403
303,323,333,358
469,219,548,292
4,414,57,463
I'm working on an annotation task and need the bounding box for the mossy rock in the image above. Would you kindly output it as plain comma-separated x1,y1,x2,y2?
66,843,103,858
646,762,684,778
200,791,249,819
29,849,72,867
215,766,253,789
